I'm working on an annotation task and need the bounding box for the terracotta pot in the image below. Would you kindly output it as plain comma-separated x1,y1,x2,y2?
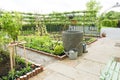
71,20,77,25
102,32,106,37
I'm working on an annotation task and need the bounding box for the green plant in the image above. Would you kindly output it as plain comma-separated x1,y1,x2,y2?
15,56,26,68
8,69,15,80
15,71,23,78
1,12,22,42
0,58,3,63
54,45,64,55
1,76,8,80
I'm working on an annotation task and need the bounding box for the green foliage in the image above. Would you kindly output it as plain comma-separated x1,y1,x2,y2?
53,44,64,55
0,48,9,58
19,36,54,53
0,48,34,80
84,37,96,43
18,36,65,55
86,0,102,12
86,0,102,29
1,76,8,80
8,70,15,80
104,11,120,19
101,11,120,28
15,56,26,67
1,12,22,42
102,19,118,27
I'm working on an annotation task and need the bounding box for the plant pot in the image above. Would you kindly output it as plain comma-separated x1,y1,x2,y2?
71,20,77,25
101,32,106,37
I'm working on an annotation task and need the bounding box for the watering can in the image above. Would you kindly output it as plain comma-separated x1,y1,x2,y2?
65,49,78,60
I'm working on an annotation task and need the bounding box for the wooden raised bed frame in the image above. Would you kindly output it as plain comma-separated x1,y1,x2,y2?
18,45,67,60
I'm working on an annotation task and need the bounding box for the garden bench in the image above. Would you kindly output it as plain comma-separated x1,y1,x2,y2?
100,57,120,80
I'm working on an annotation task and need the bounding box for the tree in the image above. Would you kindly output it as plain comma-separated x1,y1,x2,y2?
86,0,102,22
86,0,102,12
1,12,22,42
86,0,102,31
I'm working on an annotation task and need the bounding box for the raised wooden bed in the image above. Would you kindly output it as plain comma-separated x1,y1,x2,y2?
17,45,67,60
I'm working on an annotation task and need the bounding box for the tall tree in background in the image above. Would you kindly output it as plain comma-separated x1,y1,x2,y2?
86,0,102,31
86,0,102,13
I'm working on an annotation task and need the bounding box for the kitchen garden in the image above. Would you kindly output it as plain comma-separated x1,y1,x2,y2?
0,10,98,80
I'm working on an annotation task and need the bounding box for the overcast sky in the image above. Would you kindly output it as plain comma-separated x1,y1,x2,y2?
0,0,120,14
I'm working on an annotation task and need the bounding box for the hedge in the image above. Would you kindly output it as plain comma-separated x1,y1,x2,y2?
102,20,118,27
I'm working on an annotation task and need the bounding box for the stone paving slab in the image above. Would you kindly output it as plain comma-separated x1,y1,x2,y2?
46,62,80,79
29,69,55,80
75,59,105,76
44,72,72,80
83,52,111,64
76,70,99,80
46,62,100,80
57,57,82,67
83,38,120,64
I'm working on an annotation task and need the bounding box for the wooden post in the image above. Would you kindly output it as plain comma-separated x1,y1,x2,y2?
8,46,14,71
13,46,16,68
23,44,28,67
8,41,27,71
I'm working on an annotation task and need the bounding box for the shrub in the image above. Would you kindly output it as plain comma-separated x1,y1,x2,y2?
53,45,64,55
102,19,118,27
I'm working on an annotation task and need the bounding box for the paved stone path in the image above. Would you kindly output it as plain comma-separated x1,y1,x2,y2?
24,37,120,80
16,28,120,80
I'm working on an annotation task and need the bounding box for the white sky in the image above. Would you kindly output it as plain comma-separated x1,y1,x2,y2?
0,0,120,14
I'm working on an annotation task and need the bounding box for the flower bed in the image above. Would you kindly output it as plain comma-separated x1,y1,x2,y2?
0,49,43,80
